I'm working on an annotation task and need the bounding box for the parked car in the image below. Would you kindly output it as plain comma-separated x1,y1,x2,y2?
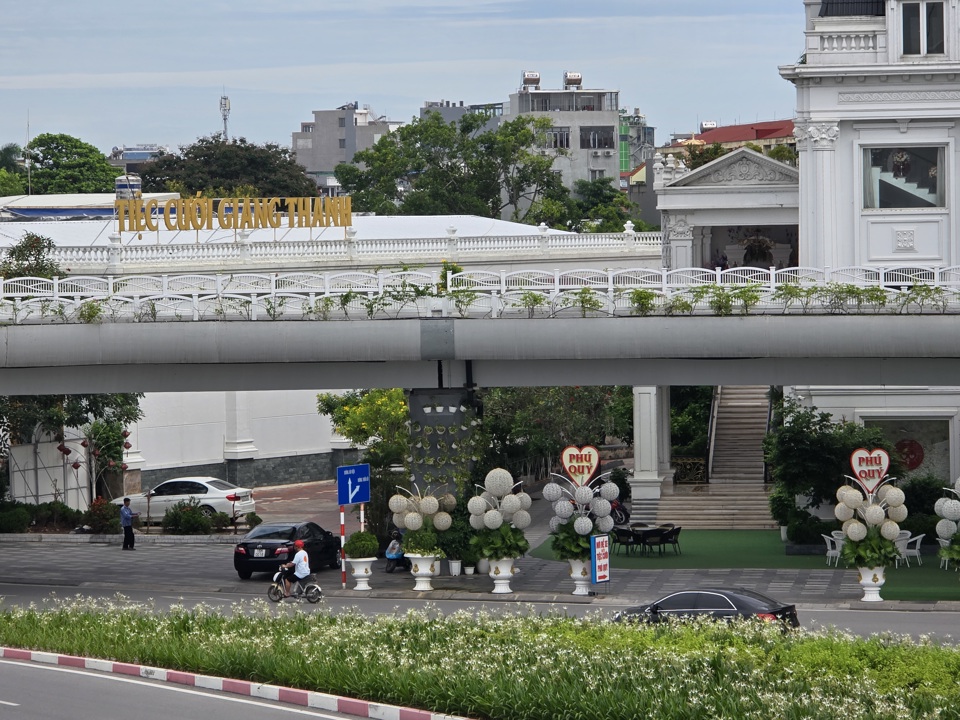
233,521,341,579
112,477,255,524
613,587,800,628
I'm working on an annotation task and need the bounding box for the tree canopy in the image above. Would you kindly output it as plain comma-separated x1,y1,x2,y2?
335,112,563,222
0,143,23,174
25,134,120,194
139,134,317,198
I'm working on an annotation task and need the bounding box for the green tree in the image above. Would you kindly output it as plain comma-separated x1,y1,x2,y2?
0,168,24,195
569,177,636,233
670,386,713,456
336,111,562,222
0,232,61,279
685,141,729,170
0,143,23,174
25,134,120,194
139,134,317,198
767,144,797,166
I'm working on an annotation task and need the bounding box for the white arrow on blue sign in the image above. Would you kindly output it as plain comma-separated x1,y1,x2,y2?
337,463,371,505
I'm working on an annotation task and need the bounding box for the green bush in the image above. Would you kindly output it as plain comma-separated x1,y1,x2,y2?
211,512,232,531
901,474,947,515
161,498,213,535
899,512,938,540
0,508,31,533
245,512,263,529
343,530,380,558
84,497,120,534
787,512,839,545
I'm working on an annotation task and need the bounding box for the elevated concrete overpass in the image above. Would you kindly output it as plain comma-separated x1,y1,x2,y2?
2,315,958,395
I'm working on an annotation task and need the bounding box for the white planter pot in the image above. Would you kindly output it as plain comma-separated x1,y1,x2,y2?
464,566,475,575
780,526,788,543
407,554,437,591
476,558,490,574
568,558,591,596
347,557,376,591
488,557,516,594
858,566,886,602
448,559,462,576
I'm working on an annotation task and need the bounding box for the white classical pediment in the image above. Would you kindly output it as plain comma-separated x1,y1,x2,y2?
668,148,799,188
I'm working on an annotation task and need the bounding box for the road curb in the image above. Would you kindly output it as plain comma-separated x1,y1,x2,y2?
0,646,472,720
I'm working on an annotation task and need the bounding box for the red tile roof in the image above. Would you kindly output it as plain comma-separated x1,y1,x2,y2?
694,120,795,144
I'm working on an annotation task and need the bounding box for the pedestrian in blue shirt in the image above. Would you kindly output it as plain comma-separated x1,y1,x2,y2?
120,497,140,550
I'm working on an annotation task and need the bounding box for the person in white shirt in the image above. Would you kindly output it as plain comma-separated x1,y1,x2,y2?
281,539,310,597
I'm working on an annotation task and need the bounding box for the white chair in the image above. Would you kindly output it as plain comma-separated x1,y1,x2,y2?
938,538,951,570
831,530,846,553
896,533,924,568
822,534,841,567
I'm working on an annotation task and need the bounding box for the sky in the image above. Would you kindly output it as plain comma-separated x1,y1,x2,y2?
1,1,806,156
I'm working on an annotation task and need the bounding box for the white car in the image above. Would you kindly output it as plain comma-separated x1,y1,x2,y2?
113,476,255,524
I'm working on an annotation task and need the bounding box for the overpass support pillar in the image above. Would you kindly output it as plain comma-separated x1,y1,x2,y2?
224,391,259,486
630,386,672,516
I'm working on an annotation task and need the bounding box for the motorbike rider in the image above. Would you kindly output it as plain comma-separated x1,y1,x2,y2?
281,539,310,597
384,530,410,573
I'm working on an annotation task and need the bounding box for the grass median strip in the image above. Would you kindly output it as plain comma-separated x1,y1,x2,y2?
1,595,960,719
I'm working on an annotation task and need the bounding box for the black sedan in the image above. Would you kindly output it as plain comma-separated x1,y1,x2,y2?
233,521,341,579
614,587,800,628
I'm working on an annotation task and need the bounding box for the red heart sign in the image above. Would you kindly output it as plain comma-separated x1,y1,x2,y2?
561,445,600,486
849,448,890,494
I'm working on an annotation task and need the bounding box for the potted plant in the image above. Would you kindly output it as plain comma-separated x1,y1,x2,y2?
550,520,594,596
403,524,446,591
470,524,530,594
839,525,900,601
437,505,472,576
343,530,379,591
460,546,479,576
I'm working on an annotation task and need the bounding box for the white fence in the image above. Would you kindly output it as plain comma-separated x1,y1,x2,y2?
2,265,960,323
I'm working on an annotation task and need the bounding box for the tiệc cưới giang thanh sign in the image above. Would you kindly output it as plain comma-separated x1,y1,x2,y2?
114,196,352,233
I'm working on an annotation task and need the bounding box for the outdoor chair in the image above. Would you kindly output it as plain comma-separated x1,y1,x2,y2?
663,526,682,554
896,534,924,568
938,538,952,570
821,534,841,567
639,528,667,557
613,527,639,556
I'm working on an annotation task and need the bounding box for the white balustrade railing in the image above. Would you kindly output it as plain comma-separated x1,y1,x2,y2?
43,231,664,271
2,265,960,324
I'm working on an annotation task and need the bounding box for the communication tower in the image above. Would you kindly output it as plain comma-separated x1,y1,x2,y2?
220,95,231,140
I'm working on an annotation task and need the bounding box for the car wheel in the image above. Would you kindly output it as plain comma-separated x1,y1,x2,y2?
237,569,252,580
199,505,215,518
329,550,341,569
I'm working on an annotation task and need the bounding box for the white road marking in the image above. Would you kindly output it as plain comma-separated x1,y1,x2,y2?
0,699,21,706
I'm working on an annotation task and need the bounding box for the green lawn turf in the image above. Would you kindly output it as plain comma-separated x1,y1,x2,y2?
529,529,960,601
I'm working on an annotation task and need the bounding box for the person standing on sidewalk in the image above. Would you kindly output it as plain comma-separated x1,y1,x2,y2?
120,498,140,550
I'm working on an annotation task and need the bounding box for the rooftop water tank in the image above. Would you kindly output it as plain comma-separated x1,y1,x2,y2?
563,72,583,88
115,174,142,200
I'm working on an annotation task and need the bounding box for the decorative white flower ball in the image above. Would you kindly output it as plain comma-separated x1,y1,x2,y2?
484,468,514,498
574,486,594,506
441,493,457,511
549,516,565,532
599,482,620,501
388,494,408,514
596,515,615,533
483,509,504,530
875,485,891,502
573,516,594,536
500,494,522,515
884,487,905,508
846,521,868,542
542,483,564,503
942,499,960,522
393,512,407,529
419,495,440,516
886,504,908,523
880,520,900,541
841,490,863,510
863,504,886,526
467,496,488,516
935,497,949,518
834,503,854,522
404,512,424,531
512,509,532,530
432,511,452,532
842,518,856,533
955,476,960,494
516,492,532,510
480,491,496,506
836,485,849,503
936,519,958,540
554,499,575,519
590,497,612,518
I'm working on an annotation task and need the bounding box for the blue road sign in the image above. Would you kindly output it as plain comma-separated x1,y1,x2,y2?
337,463,371,505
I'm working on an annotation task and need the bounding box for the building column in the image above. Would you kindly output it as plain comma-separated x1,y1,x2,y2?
224,391,258,485
631,386,667,510
663,213,695,269
794,121,839,267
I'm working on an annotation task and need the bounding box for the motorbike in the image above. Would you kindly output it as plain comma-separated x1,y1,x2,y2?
610,498,631,526
267,569,323,603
